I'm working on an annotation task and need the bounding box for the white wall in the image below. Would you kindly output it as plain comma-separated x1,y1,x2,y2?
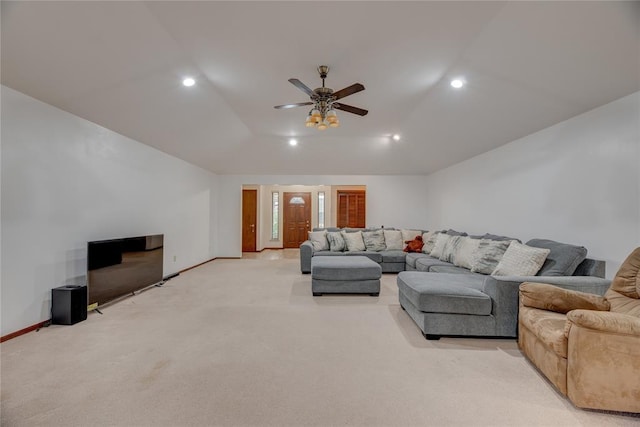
424,92,640,277
1,86,218,336
218,175,430,257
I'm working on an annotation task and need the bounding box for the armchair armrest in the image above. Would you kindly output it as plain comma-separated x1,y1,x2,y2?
567,309,640,336
494,275,610,295
519,282,610,313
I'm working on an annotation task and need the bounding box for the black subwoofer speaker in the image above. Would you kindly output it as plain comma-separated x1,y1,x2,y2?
51,285,87,325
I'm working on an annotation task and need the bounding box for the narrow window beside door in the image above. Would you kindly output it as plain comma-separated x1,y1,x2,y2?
318,192,325,228
272,192,279,240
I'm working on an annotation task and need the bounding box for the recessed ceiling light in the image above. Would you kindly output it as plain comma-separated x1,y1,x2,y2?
182,77,195,87
392,134,401,141
450,79,465,89
289,138,298,146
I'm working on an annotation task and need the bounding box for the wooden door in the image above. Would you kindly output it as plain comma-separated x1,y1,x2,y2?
337,190,366,228
242,189,257,252
283,192,311,248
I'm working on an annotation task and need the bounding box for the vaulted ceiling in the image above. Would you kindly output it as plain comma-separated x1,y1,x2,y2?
2,1,638,175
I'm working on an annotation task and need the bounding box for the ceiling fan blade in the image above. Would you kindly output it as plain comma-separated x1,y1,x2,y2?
332,83,365,100
274,102,314,109
288,78,315,96
334,103,368,116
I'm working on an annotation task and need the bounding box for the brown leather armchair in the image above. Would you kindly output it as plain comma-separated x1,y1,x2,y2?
518,247,640,413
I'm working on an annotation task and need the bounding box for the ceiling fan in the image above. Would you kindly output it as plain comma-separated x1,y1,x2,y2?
274,66,368,130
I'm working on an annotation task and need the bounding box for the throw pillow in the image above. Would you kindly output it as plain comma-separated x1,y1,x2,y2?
451,236,481,269
362,230,386,251
401,229,422,243
491,241,551,276
326,231,345,252
429,233,451,259
470,239,512,274
383,229,403,251
525,239,588,276
420,231,434,253
422,231,440,254
341,230,366,252
308,230,329,251
439,235,464,263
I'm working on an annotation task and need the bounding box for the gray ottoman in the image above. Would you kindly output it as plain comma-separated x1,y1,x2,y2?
311,256,382,296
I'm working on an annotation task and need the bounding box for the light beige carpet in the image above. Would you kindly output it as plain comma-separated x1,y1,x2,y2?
2,251,639,426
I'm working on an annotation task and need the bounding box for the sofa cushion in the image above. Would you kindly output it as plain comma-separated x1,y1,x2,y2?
327,231,346,252
345,251,383,263
526,239,587,276
605,289,640,317
397,272,491,315
492,241,550,276
342,230,366,252
405,252,431,268
308,230,329,251
519,305,568,358
383,229,404,250
380,250,406,263
429,265,475,275
415,257,454,272
362,230,386,251
470,239,511,274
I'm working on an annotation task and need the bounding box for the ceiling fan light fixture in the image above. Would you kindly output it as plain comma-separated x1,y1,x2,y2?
326,109,338,124
274,66,367,130
311,109,322,122
305,113,316,127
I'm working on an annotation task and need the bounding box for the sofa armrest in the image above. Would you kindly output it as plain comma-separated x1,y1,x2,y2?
567,310,640,336
493,275,610,295
300,240,314,274
519,282,610,314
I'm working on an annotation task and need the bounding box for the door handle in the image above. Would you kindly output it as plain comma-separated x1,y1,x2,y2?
250,224,255,232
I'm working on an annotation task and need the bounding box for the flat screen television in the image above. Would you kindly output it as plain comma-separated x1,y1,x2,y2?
87,234,164,307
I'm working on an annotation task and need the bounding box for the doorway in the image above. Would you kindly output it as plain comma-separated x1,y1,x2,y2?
337,190,366,228
242,189,257,252
283,192,311,248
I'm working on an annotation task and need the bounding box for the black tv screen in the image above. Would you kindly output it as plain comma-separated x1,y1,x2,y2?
87,234,164,306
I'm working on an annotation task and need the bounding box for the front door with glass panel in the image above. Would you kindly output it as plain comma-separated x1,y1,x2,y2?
283,192,311,248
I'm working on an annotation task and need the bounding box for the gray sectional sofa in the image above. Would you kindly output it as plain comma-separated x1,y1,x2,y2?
300,227,611,340
300,227,414,274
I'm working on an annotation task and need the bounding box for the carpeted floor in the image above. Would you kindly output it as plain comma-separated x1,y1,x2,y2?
2,251,638,426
